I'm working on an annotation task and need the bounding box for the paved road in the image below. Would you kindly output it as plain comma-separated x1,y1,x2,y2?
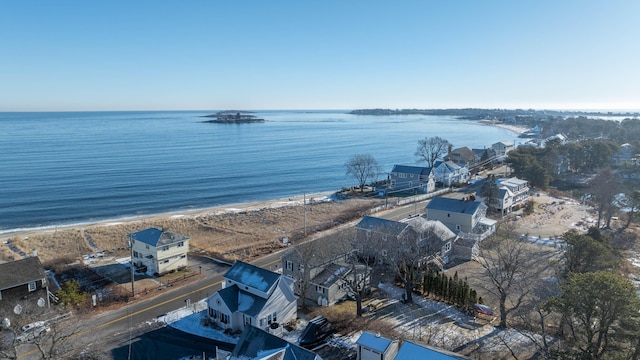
18,194,470,359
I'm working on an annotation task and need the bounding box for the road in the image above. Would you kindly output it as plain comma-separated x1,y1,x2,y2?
18,193,464,359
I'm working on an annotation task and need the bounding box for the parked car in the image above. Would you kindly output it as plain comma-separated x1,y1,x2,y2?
298,316,334,348
16,321,50,342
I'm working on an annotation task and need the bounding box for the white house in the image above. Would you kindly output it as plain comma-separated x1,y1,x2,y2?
207,261,298,333
433,160,470,186
491,141,515,157
495,177,529,216
129,227,189,276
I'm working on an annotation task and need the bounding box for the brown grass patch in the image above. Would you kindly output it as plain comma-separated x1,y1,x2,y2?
1,197,382,264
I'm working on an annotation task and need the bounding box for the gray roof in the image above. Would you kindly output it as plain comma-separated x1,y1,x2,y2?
404,217,457,241
312,263,351,288
356,216,409,236
0,257,46,291
426,197,484,215
225,261,280,293
232,325,320,360
391,165,432,176
434,160,462,171
217,285,267,317
129,227,189,247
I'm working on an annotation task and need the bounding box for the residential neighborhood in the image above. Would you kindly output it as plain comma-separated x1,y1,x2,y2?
2,113,640,360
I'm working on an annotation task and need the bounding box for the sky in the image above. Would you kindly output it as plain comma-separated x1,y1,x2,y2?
1,1,639,112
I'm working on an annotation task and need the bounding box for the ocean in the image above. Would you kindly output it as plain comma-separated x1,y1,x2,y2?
0,110,519,233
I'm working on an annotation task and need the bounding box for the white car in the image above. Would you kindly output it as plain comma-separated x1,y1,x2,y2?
16,322,50,342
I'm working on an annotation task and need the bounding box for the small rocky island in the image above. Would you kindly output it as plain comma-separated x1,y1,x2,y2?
202,111,266,124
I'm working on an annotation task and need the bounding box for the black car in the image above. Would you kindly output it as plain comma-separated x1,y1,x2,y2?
298,316,334,348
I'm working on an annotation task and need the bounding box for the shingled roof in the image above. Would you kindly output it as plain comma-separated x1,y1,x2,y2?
129,227,189,247
224,261,280,294
426,197,485,215
0,257,46,291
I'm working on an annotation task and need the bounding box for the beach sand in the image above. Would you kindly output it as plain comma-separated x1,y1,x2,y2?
0,192,384,264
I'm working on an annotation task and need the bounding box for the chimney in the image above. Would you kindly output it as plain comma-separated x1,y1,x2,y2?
32,249,38,257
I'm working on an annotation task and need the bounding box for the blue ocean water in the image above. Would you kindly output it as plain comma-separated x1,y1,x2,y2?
0,110,519,232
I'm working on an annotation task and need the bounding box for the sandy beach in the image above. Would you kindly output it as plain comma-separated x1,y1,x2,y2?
0,191,383,264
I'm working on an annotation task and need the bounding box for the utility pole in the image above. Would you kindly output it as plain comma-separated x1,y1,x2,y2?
129,234,134,297
303,191,307,237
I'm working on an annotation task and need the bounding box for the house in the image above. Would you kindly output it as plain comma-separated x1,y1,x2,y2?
472,147,498,169
281,235,368,306
356,332,470,360
446,147,477,168
356,331,399,360
425,197,496,237
129,227,189,276
491,141,515,157
388,165,435,194
354,216,457,268
433,160,470,186
0,257,50,310
207,261,297,333
218,325,322,360
394,340,470,360
493,177,530,216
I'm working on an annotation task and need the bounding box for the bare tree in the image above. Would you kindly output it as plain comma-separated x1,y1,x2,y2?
344,228,375,316
589,167,620,228
383,220,446,304
0,302,82,360
475,221,541,328
415,136,451,168
344,154,381,193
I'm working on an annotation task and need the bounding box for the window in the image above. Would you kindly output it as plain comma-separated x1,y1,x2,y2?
444,242,452,252
28,281,36,292
145,245,149,249
456,225,461,231
162,259,169,264
286,260,293,271
272,312,277,323
298,264,305,272
244,315,252,325
220,313,229,324
161,246,169,251
260,318,265,327
133,251,139,258
447,213,450,217
381,249,387,257
316,285,325,294
180,254,186,258
178,242,184,247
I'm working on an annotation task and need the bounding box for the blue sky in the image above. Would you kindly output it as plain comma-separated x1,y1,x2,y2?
1,1,638,111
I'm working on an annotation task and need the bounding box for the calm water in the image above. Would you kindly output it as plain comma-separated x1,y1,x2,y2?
0,110,518,232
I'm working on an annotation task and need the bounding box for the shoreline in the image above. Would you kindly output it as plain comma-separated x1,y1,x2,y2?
1,120,522,245
478,120,528,135
0,190,337,242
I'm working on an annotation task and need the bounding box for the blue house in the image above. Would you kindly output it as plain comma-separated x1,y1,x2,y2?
389,165,435,194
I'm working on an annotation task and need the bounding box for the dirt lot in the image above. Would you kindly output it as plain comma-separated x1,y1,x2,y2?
511,192,597,238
